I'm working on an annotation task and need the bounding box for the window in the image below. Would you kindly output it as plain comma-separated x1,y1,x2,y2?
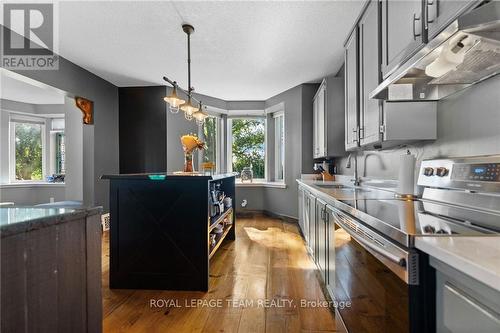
9,119,45,181
9,115,65,183
228,118,266,180
200,116,221,172
273,111,284,182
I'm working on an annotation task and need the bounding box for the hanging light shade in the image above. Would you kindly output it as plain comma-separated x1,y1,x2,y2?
163,85,186,113
180,96,199,119
193,103,208,126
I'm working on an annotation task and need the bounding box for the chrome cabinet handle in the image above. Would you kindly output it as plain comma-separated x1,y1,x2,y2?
426,0,436,25
413,13,421,40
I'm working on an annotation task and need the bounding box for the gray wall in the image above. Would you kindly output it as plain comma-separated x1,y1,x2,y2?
336,75,500,183
236,84,319,219
0,99,85,205
5,27,119,211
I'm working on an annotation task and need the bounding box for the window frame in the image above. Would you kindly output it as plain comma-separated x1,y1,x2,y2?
9,114,47,183
227,116,267,182
273,111,285,183
198,114,222,174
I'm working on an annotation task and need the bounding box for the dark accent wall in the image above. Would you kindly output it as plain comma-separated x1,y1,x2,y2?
119,86,167,173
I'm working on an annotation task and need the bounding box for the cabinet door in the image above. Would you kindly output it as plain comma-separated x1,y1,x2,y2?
317,83,326,157
360,0,382,147
298,188,304,235
307,193,316,259
381,0,425,78
326,207,335,295
426,0,478,39
313,97,319,158
301,190,310,244
344,29,359,151
313,81,327,158
315,199,327,281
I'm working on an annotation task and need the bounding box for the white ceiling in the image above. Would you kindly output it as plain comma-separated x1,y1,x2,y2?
57,1,364,100
1,72,66,105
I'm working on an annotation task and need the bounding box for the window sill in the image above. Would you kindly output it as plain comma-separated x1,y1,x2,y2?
236,181,287,189
0,182,66,189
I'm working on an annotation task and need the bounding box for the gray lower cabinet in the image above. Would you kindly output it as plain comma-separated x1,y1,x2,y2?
326,206,335,295
315,198,328,282
426,0,480,40
381,0,425,78
305,191,316,258
298,187,305,235
431,258,500,333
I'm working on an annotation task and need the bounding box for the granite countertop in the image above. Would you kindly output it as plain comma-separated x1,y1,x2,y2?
101,172,238,181
0,206,102,237
415,237,500,292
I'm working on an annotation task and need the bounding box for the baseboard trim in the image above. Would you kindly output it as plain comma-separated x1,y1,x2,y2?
236,209,298,224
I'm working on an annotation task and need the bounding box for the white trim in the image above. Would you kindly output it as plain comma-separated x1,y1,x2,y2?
273,112,285,182
0,182,65,188
226,118,233,173
9,115,47,182
236,181,287,189
265,102,285,114
227,109,265,117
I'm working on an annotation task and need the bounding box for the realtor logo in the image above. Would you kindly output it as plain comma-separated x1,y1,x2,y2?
1,3,59,70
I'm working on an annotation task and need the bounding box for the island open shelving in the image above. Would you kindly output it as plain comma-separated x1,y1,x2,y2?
101,172,236,291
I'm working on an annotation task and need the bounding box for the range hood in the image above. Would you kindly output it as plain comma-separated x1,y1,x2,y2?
371,1,500,101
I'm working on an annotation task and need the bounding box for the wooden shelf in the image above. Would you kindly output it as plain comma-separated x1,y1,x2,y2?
209,207,233,233
209,224,233,260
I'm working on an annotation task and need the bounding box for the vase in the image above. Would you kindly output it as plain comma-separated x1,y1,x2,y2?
184,151,194,172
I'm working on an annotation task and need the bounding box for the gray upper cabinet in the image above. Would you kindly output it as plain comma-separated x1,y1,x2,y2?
359,0,382,147
344,0,438,151
344,29,359,151
381,0,425,78
426,0,479,39
313,80,326,158
313,77,346,158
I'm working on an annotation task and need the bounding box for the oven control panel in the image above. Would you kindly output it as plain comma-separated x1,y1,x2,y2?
452,163,500,182
418,156,500,192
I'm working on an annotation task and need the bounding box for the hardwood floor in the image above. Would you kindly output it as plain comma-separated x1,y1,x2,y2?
102,215,337,332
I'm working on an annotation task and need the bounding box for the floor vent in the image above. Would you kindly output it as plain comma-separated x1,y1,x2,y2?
101,213,110,232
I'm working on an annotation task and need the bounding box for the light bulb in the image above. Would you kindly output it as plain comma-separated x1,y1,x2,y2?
163,85,185,109
185,112,193,121
180,96,199,115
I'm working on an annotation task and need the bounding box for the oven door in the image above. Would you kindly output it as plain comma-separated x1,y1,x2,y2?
330,206,422,333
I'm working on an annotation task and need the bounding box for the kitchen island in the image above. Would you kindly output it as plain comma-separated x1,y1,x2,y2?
1,206,102,333
101,172,236,291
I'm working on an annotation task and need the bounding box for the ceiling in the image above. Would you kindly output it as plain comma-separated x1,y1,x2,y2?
1,72,66,105
57,1,363,100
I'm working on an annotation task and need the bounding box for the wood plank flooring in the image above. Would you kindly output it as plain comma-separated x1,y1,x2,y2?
102,215,336,333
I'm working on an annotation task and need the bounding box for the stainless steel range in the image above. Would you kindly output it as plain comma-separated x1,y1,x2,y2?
330,155,500,333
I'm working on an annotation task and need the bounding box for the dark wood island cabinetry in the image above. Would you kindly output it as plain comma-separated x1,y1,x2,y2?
101,173,236,291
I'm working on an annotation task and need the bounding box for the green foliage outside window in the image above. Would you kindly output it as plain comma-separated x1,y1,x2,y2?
203,117,217,165
15,123,43,180
232,118,265,179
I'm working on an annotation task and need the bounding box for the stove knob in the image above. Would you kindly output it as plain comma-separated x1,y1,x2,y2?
435,167,449,177
423,167,434,176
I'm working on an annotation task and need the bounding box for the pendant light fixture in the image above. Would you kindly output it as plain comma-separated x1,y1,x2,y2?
163,83,185,114
163,24,207,125
192,101,209,126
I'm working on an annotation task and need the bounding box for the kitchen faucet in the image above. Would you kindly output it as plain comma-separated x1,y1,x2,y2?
346,153,360,186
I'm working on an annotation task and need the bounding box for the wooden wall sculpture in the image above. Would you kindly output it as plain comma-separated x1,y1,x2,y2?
75,97,94,125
